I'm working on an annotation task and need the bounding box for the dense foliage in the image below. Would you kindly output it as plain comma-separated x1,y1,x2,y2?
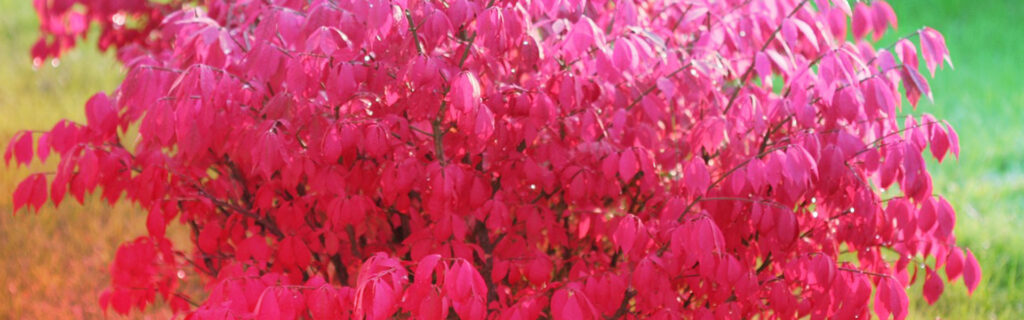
9,0,979,318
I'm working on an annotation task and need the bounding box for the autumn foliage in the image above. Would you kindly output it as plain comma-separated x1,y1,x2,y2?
9,0,980,318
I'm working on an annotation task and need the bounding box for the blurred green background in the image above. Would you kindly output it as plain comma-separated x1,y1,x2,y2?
1,0,1021,318
0,0,180,318
882,0,1024,318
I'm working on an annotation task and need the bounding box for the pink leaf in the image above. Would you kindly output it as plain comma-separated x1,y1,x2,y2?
527,255,553,286
198,223,221,254
929,122,951,162
919,27,953,77
415,254,442,286
877,49,898,74
775,208,798,248
146,207,166,238
612,38,638,73
561,295,583,320
618,148,639,180
900,65,932,107
871,1,898,40
8,131,33,166
918,198,936,232
964,249,982,295
874,278,908,320
946,248,965,281
28,174,46,212
613,215,640,255
85,93,117,135
934,196,956,240
474,105,495,140
754,52,771,83
36,132,50,163
923,267,944,305
13,174,46,213
852,2,873,40
451,72,482,113
254,288,282,320
685,159,711,196
895,39,919,70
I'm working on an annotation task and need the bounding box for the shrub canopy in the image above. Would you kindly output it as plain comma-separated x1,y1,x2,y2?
9,0,978,318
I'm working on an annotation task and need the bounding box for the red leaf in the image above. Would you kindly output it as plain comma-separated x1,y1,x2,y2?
754,52,771,83
694,215,726,256
36,132,50,163
451,72,482,114
852,2,873,40
656,76,676,98
612,38,638,73
417,291,448,320
561,295,583,320
918,197,937,232
825,8,848,39
355,254,407,320
613,0,638,27
927,116,951,162
618,148,639,180
238,235,271,262
835,86,863,121
775,208,797,248
684,159,711,196
869,78,897,117
900,65,932,107
7,131,33,166
371,280,397,319
833,0,852,16
919,27,953,77
612,215,640,255
146,206,166,238
85,93,117,135
601,153,619,180
895,39,919,70
327,64,357,104
934,196,956,240
963,248,982,295
253,288,282,320
445,260,487,320
873,278,908,320
28,174,47,212
944,121,961,159
877,49,898,75
104,289,132,315
13,173,47,213
308,286,341,320
526,255,553,286
415,254,442,286
198,223,221,254
306,26,347,56
945,248,965,281
563,17,601,56
870,1,898,40
923,267,944,304
475,105,495,140
781,18,798,47
552,286,596,320
277,236,312,270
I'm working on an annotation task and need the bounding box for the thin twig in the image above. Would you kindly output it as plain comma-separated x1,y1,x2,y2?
404,10,425,55
838,267,892,278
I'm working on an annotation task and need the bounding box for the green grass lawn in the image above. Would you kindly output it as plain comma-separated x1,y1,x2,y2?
0,1,157,318
882,0,1024,318
0,0,1021,318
